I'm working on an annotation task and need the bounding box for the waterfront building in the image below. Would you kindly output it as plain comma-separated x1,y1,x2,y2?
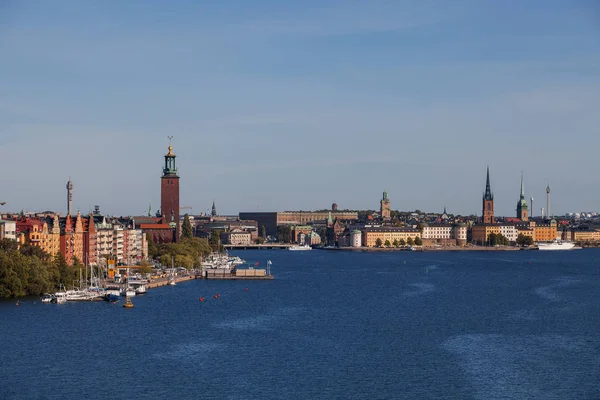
307,231,322,245
531,220,557,242
471,223,517,244
516,173,529,222
82,214,97,265
569,229,600,243
362,227,420,248
161,139,180,241
421,223,468,246
350,230,362,247
239,211,359,237
326,212,345,246
291,225,313,243
220,230,253,246
0,219,17,240
380,191,391,222
59,213,84,265
482,167,495,224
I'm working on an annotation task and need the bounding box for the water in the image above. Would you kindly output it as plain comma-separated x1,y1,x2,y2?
2,250,600,399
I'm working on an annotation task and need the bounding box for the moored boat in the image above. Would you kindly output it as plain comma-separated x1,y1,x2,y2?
41,294,53,303
537,239,577,251
289,244,312,251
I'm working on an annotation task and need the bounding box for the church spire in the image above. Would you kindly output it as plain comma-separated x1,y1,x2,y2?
520,171,525,199
484,166,493,200
211,200,217,217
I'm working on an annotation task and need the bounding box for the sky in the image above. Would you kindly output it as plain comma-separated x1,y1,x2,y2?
1,0,599,217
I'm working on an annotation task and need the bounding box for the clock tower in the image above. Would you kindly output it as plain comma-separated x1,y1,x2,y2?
161,137,180,242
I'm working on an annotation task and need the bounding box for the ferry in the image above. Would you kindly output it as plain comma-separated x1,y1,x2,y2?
289,244,312,251
536,239,578,251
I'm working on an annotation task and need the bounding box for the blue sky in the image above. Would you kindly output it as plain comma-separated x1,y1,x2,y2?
1,0,599,217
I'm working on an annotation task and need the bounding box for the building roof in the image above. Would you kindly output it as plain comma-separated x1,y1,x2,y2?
363,227,419,233
139,223,173,230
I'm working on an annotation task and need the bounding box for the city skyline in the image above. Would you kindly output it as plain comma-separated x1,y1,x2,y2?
1,1,599,216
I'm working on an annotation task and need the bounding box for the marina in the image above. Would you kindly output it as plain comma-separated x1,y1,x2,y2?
41,253,274,304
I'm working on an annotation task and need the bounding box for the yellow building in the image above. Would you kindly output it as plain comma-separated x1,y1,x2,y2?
471,224,501,243
40,216,61,258
570,230,600,243
362,227,420,247
530,220,557,242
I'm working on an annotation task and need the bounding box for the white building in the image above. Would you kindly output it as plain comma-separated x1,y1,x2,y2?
422,224,453,240
350,230,362,247
0,219,17,240
498,224,518,242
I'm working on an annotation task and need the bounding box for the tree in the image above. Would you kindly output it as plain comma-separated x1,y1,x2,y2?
375,238,383,247
277,225,292,243
407,237,414,246
414,236,422,246
384,239,391,247
516,234,534,247
260,225,267,239
146,234,158,259
392,239,399,247
255,237,265,244
181,213,193,239
399,238,406,246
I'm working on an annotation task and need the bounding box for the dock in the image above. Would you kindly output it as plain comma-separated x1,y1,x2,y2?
223,244,292,250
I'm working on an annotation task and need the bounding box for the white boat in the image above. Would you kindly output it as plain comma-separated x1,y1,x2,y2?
537,239,577,251
134,285,147,295
289,244,312,251
121,287,136,297
41,294,53,303
52,292,67,304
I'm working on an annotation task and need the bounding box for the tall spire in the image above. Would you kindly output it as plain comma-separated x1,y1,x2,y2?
484,166,493,200
520,171,525,198
211,200,217,217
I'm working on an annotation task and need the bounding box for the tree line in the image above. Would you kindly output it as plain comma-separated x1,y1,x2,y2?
0,239,82,298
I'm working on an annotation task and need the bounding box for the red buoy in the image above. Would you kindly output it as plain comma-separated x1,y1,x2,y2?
199,297,204,302
214,295,218,299
245,288,248,291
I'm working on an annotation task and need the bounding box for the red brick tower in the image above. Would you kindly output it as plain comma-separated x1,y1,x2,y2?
482,167,494,224
161,137,180,242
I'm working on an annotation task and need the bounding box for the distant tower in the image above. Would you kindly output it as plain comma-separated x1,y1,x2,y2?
66,179,74,216
530,197,534,218
516,172,529,221
161,136,180,241
546,185,551,219
211,201,217,217
332,203,338,212
482,167,494,224
380,191,391,222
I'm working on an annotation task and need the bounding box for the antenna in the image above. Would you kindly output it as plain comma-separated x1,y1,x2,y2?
167,135,173,144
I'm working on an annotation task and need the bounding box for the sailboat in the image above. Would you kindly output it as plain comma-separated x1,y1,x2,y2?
121,268,136,297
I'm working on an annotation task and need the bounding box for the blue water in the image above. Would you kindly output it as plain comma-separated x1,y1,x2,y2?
2,250,600,399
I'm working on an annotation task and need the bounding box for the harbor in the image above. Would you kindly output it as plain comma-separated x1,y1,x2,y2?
41,253,274,304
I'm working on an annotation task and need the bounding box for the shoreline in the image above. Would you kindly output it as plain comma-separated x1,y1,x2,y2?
316,246,529,252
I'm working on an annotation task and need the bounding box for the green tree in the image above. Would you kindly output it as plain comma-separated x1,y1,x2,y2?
375,238,383,247
146,234,158,259
414,236,422,246
392,239,399,247
260,225,267,239
384,239,391,247
516,234,534,247
181,213,193,239
255,237,265,244
407,237,414,246
175,254,194,269
277,225,292,243
399,238,406,246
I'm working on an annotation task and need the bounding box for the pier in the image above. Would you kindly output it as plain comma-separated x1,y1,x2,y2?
223,244,293,250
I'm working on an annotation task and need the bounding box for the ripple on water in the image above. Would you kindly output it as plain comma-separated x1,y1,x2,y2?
534,276,580,302
443,334,600,399
403,282,435,296
153,342,223,362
